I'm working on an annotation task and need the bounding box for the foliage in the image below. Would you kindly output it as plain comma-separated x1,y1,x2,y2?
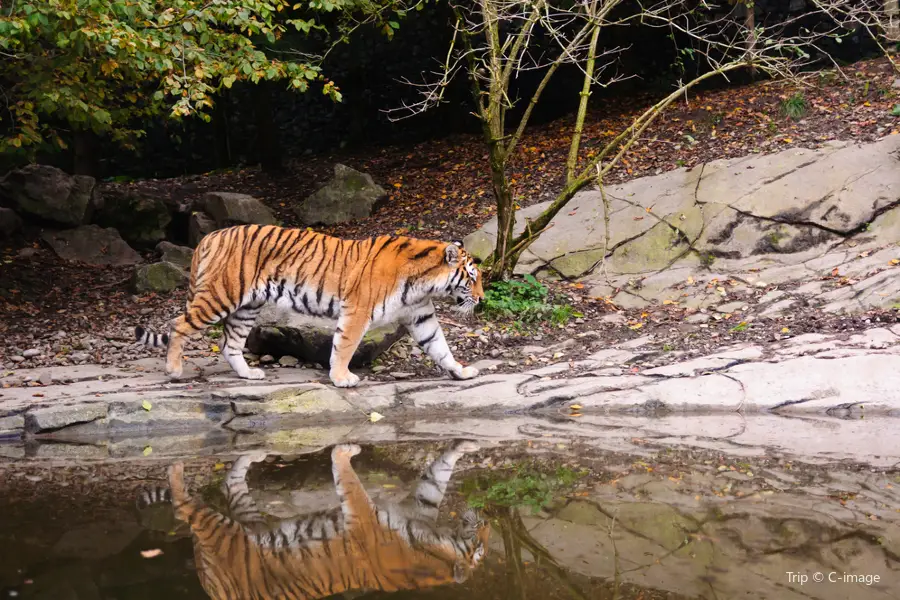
462,463,587,514
781,92,808,120
0,0,414,155
479,274,580,325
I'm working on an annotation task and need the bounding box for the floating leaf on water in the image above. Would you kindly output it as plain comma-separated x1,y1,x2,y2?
141,548,163,558
143,446,153,456
570,404,583,411
369,411,385,423
142,400,152,411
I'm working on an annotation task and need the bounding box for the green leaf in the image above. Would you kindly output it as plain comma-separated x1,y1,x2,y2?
892,104,900,117
142,399,152,411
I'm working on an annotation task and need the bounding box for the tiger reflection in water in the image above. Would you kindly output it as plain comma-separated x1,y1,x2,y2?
137,441,490,599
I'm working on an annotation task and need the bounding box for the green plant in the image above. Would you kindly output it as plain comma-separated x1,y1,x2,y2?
462,464,587,514
892,104,900,117
480,274,580,325
781,92,808,120
207,323,224,339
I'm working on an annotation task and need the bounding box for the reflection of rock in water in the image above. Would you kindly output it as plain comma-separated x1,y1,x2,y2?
146,442,490,599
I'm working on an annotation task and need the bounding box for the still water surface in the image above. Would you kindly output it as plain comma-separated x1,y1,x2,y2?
0,438,898,599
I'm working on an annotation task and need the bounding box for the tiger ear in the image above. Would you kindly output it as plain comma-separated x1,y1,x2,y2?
445,243,460,266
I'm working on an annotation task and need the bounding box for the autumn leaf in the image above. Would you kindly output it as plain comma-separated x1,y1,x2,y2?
141,549,164,558
142,399,152,411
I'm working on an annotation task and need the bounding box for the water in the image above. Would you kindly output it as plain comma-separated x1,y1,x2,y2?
1,436,898,600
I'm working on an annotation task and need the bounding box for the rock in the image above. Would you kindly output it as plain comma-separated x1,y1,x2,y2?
247,308,405,368
295,164,387,226
156,241,194,270
94,189,171,246
39,371,53,385
24,402,107,433
131,261,188,293
0,207,22,238
42,225,143,266
189,211,218,246
0,164,98,226
260,354,275,364
463,229,495,263
198,192,276,226
391,372,415,379
10,355,24,363
278,355,299,367
23,349,41,358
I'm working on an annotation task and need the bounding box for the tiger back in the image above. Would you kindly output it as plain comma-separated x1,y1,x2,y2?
134,225,485,389
143,442,490,599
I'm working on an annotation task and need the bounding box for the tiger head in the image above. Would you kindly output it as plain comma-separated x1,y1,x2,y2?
451,508,492,583
443,242,484,315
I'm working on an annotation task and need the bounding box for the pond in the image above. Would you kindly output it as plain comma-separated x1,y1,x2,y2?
0,435,897,599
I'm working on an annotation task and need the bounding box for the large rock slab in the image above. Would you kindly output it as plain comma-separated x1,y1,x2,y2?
0,164,99,226
247,307,404,368
295,164,387,225
94,189,171,246
41,225,143,266
467,136,900,310
155,241,194,270
197,191,276,226
0,207,22,238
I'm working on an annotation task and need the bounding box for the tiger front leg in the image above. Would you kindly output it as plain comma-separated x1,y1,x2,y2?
328,312,369,388
404,302,478,381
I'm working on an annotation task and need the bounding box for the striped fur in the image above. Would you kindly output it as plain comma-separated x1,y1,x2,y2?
134,225,485,388
143,442,490,599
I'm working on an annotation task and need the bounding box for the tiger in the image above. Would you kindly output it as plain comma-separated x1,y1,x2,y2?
134,224,485,388
137,441,491,599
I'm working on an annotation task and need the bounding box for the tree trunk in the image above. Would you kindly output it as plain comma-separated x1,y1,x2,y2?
886,0,900,42
72,130,98,176
253,81,283,173
213,89,232,169
745,1,757,78
489,144,515,282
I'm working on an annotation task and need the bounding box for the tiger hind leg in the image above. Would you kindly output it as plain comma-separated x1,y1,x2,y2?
222,306,264,380
224,451,268,524
165,303,222,378
410,440,480,522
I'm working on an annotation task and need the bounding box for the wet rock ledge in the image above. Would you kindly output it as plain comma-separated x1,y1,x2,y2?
1,325,900,447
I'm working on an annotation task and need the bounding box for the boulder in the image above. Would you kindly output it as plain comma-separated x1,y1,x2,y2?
189,211,218,246
247,308,405,368
41,225,143,266
94,189,171,246
0,164,98,226
131,261,189,293
0,207,22,238
197,191,276,226
156,241,194,270
295,163,387,226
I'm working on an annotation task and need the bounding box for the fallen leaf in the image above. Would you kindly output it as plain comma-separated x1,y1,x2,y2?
781,327,790,333
382,484,396,489
213,462,226,471
142,400,152,411
369,411,385,423
890,259,900,266
143,446,153,456
141,548,164,558
211,344,220,353
570,404,583,410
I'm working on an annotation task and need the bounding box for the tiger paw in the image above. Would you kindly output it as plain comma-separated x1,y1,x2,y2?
332,444,362,460
167,462,185,487
450,365,479,380
243,368,266,381
330,370,360,388
165,364,184,379
454,440,481,453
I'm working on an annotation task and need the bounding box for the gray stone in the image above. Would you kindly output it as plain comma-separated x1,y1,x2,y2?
189,211,218,246
248,309,406,368
462,229,494,262
0,207,22,238
278,355,299,367
131,261,188,293
0,414,24,436
42,225,143,266
23,348,40,358
198,191,276,226
94,189,171,246
0,164,97,226
295,164,387,226
25,402,107,432
156,241,194,270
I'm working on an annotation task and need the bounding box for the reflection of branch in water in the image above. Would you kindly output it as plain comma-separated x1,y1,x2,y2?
492,507,591,600
607,510,621,600
497,507,527,600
